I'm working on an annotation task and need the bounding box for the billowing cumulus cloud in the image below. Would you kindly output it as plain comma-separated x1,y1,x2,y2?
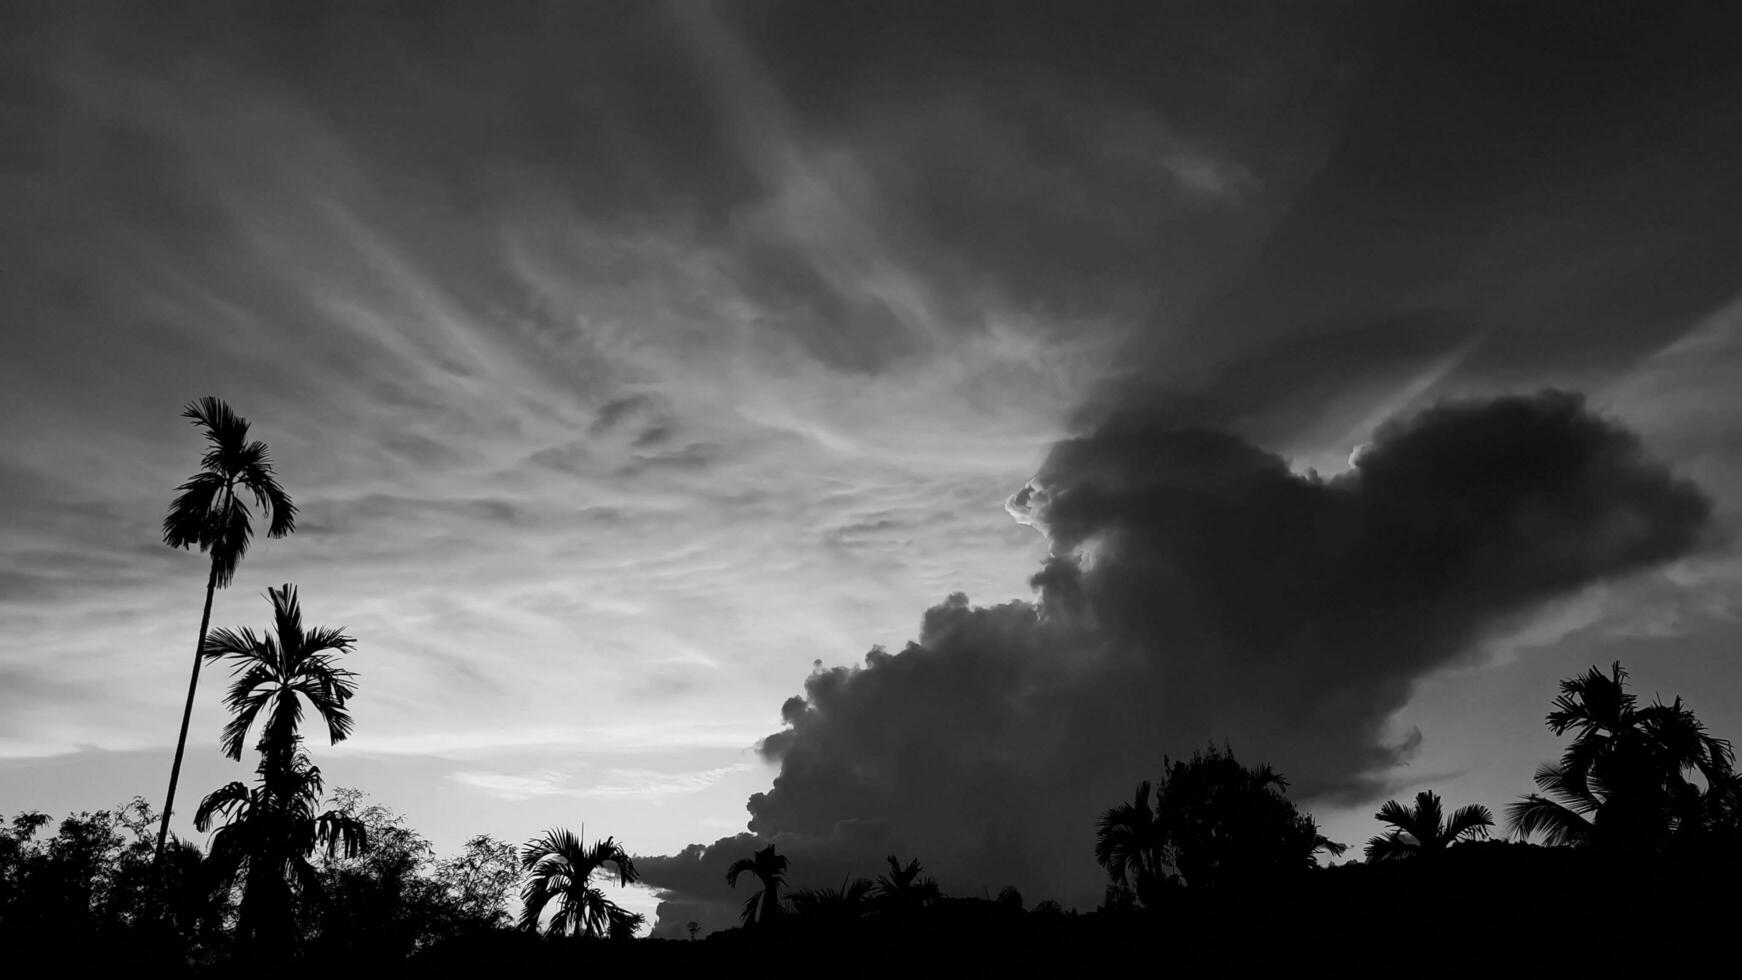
639,391,1712,933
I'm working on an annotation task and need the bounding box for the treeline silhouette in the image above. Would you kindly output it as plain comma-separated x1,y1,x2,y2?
4,398,1739,977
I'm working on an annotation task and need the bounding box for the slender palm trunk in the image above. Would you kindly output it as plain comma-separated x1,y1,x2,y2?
155,557,220,863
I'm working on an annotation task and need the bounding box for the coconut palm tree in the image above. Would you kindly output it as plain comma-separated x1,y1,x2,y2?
1364,790,1494,860
518,828,639,937
1508,663,1738,851
157,396,297,862
1096,780,1168,903
725,844,787,927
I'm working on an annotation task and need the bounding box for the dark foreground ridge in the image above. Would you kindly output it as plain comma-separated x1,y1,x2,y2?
5,839,1739,978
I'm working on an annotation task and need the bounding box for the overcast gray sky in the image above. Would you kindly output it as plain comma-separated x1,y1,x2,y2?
3,0,1740,935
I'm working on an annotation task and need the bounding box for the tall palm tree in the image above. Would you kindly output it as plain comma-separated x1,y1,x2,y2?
1095,780,1168,903
1364,790,1494,860
725,844,787,927
194,583,362,951
157,396,296,862
518,828,639,937
1508,663,1737,850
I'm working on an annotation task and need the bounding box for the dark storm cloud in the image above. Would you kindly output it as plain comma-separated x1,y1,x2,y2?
640,392,1712,932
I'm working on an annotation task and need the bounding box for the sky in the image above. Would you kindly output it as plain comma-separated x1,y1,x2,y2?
3,0,1741,937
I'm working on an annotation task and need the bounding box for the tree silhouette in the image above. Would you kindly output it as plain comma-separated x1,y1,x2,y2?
196,745,365,955
873,854,940,912
157,397,297,863
194,584,364,953
1508,662,1738,851
725,844,788,927
517,828,639,938
1095,780,1169,905
1364,790,1493,860
786,877,875,925
1125,743,1346,892
432,834,521,929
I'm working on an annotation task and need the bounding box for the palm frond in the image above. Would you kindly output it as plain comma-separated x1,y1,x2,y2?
1373,798,1416,835
163,471,229,550
523,827,583,871
236,454,296,539
1534,763,1601,814
1364,831,1413,861
268,585,304,653
183,396,247,449
594,837,638,887
1413,791,1445,842
314,810,367,860
1315,835,1348,858
202,624,266,661
1444,803,1495,842
1507,794,1594,846
725,856,754,887
1548,663,1632,736
607,903,645,940
519,874,554,931
194,781,253,831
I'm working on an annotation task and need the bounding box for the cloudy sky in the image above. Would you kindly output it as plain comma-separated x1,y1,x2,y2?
4,0,1741,936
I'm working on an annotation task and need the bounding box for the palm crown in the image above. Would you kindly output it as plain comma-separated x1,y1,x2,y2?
875,854,940,911
1508,662,1738,849
518,828,641,938
202,584,358,765
1365,790,1494,860
725,844,789,926
163,396,296,587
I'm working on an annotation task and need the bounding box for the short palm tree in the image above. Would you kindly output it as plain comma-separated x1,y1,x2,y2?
1508,663,1737,850
518,828,640,937
157,397,296,862
197,745,365,953
725,844,788,926
1364,790,1493,860
786,877,875,925
874,854,940,912
1096,780,1168,903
